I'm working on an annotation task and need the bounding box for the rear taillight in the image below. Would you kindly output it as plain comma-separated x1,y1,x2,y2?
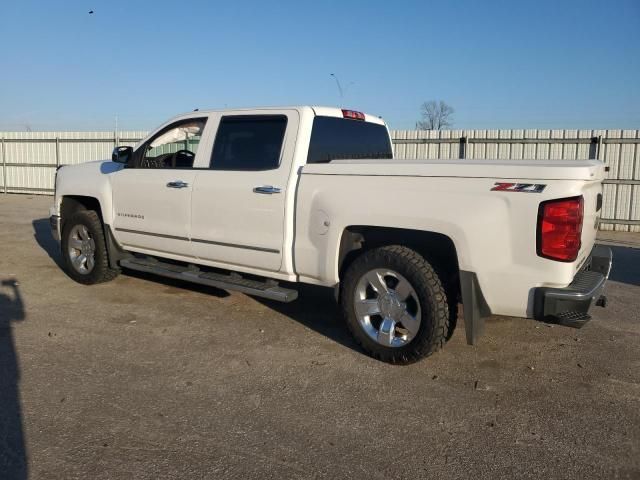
341,109,365,121
537,196,584,262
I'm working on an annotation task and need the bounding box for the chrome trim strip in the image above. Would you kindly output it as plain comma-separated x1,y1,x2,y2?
114,228,189,242
120,243,197,258
191,238,280,254
114,228,279,254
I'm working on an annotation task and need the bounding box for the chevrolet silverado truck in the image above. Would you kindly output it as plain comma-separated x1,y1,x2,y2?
49,106,612,363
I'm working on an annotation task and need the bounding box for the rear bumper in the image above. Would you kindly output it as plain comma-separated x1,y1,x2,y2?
533,245,612,327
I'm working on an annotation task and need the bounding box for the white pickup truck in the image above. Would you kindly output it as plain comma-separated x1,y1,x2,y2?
50,106,612,363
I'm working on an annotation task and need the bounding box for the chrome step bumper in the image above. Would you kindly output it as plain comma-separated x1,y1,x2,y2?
533,245,613,328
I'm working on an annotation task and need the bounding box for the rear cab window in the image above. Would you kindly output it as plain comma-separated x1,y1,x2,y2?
209,115,288,171
307,116,393,163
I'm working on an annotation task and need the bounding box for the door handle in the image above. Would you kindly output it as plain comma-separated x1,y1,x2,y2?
166,181,189,189
253,185,281,194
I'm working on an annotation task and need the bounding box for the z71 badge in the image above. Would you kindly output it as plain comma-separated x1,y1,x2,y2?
491,182,547,193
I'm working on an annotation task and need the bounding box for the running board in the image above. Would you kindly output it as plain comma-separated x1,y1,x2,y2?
120,257,298,303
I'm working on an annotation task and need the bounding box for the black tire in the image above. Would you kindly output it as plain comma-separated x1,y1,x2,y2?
340,245,448,364
442,277,459,342
61,210,119,285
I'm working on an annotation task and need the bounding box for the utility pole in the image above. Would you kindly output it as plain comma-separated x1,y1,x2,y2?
114,115,119,147
330,73,344,99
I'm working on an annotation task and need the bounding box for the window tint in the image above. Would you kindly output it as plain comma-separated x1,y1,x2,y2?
307,116,393,163
138,119,206,169
210,115,287,171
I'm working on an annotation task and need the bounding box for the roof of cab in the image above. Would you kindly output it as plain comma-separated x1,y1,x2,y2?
171,106,386,126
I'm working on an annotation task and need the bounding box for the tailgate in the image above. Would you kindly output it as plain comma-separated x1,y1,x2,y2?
575,180,604,270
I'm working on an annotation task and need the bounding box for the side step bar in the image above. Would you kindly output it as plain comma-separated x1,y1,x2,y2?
120,257,298,303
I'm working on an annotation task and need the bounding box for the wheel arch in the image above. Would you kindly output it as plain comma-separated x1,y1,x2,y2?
59,195,126,269
336,225,489,346
337,226,460,286
60,195,104,230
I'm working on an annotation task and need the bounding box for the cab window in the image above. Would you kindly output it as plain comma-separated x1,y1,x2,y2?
307,116,392,163
138,119,206,169
209,115,287,171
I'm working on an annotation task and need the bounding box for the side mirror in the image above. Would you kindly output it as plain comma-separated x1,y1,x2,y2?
112,146,133,164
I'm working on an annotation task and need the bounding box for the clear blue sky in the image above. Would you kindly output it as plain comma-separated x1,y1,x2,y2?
1,0,638,131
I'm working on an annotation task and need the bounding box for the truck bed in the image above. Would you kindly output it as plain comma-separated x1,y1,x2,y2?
302,158,605,181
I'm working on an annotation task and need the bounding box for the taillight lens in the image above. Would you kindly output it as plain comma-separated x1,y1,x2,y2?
537,196,584,262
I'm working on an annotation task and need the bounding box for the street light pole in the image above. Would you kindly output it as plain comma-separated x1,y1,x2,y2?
330,73,344,99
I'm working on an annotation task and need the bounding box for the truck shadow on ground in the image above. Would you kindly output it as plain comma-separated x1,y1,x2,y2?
32,218,64,269
0,279,28,480
254,284,361,353
32,219,640,355
32,218,230,298
608,246,640,287
31,218,354,351
119,269,232,298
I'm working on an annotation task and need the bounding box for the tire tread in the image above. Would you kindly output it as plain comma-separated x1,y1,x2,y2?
62,210,119,285
340,245,449,364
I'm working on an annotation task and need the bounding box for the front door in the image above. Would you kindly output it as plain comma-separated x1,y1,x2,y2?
190,111,299,272
111,117,208,258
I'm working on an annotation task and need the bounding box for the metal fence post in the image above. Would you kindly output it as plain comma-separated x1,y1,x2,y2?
597,135,603,161
2,136,6,194
589,136,598,160
55,137,60,168
458,136,467,159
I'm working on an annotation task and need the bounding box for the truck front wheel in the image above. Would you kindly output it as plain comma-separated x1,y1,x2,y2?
340,245,448,364
61,210,119,285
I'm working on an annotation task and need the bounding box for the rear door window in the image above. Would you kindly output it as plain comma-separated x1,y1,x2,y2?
307,116,393,163
209,115,287,171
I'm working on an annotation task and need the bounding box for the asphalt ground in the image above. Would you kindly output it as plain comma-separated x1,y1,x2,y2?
0,194,639,480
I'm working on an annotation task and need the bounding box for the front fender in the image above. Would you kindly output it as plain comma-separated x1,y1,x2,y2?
54,160,122,225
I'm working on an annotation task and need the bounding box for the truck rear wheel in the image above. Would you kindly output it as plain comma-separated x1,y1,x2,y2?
340,245,448,364
61,210,119,285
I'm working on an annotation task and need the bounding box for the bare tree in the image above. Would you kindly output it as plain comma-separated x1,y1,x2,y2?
417,100,454,130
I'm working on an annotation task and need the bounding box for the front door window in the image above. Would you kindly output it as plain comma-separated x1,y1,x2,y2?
138,119,206,169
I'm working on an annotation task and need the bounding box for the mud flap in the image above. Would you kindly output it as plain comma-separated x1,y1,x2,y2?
459,271,491,345
104,224,131,269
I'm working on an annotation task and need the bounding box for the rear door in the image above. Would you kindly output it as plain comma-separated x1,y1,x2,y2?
190,111,299,272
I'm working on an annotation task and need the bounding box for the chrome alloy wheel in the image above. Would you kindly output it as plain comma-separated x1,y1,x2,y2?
353,268,422,347
67,224,96,274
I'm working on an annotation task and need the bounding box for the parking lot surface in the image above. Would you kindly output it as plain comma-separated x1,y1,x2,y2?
1,194,639,480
